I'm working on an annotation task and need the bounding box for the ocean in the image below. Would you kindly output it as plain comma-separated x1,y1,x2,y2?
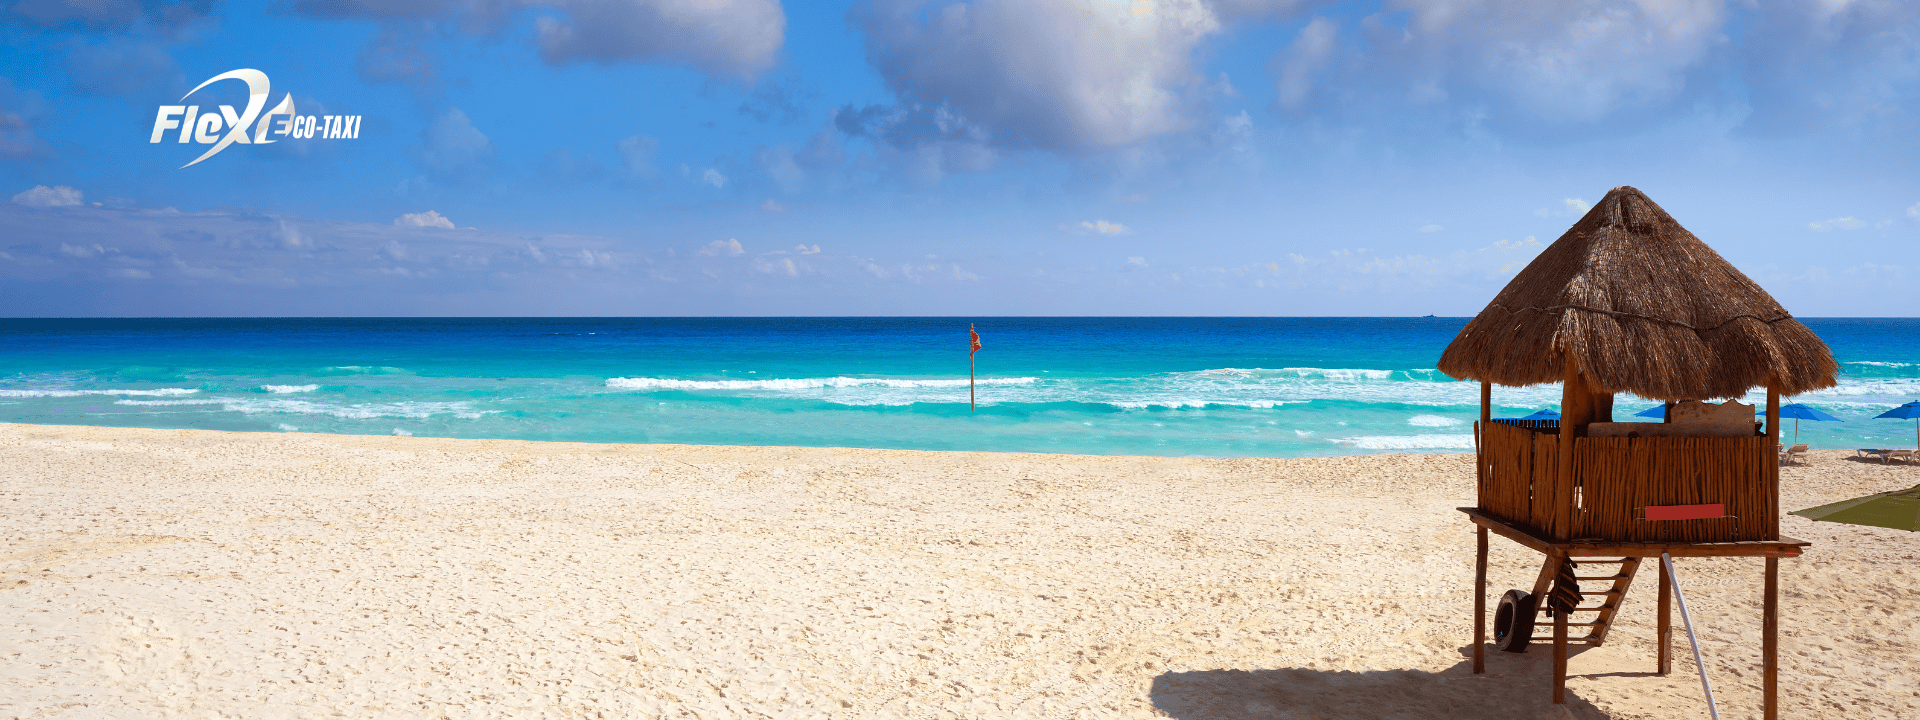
1,317,1915,457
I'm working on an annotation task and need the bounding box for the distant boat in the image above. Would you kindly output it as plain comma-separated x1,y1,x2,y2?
1422,314,1436,318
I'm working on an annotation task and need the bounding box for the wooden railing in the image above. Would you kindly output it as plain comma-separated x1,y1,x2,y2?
1477,420,1560,536
1476,421,1778,543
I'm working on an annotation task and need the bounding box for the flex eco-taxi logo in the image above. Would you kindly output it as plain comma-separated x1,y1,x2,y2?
149,69,361,168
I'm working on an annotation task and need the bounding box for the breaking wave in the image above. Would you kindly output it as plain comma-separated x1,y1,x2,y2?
114,397,494,420
0,387,199,398
1329,434,1477,450
606,376,1040,391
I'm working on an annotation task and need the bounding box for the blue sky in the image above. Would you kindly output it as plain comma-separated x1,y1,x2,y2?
1,0,1915,316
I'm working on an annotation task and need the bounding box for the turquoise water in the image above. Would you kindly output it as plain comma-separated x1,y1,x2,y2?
1,317,1915,457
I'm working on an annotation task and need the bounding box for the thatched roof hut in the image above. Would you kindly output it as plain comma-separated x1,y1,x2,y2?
1438,186,1837,401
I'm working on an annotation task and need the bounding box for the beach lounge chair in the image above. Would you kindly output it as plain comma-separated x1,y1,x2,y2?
1780,444,1809,465
1889,449,1917,465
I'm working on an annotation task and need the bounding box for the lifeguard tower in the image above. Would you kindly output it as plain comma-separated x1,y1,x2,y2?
1437,187,1838,718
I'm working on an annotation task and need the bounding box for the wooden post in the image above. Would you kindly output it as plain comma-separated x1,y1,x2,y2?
1474,525,1487,674
1556,356,1585,541
1663,401,1675,424
1764,555,1779,720
1658,557,1672,675
1766,387,1780,447
1553,580,1569,704
1480,381,1491,428
1478,381,1491,513
1764,384,1783,718
1767,385,1781,536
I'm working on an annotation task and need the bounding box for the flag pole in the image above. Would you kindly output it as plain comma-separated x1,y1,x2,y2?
969,323,976,412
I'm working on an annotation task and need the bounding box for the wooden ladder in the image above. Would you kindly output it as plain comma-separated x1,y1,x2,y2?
1531,556,1641,646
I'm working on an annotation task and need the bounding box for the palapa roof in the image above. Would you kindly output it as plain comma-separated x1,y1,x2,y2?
1438,186,1837,401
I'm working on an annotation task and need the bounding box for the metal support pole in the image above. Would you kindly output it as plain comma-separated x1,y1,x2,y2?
1662,553,1721,720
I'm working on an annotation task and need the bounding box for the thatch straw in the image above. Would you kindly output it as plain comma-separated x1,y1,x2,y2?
1439,186,1837,401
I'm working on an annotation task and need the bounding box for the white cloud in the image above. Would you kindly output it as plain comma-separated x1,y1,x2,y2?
1738,2,1920,135
395,210,457,229
60,242,103,258
1209,0,1316,21
1908,202,1920,222
761,199,788,213
1066,219,1131,236
1808,217,1868,232
277,218,306,248
420,108,493,178
12,184,82,207
290,1,784,81
532,0,785,78
700,168,728,189
0,198,633,308
855,0,1223,151
756,143,806,192
617,135,658,177
752,256,800,276
1484,236,1543,252
1127,256,1148,266
1368,0,1728,125
1535,197,1593,218
699,238,745,256
795,244,821,254
1417,224,1442,233
1272,16,1338,110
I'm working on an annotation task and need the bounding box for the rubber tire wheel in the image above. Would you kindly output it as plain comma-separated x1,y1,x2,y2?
1493,589,1537,653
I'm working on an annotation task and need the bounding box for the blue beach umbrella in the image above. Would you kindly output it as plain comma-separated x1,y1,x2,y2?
1776,404,1841,445
1517,409,1560,421
1873,401,1920,449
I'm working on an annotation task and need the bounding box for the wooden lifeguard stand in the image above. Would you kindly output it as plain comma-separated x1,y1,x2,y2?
1437,187,1839,718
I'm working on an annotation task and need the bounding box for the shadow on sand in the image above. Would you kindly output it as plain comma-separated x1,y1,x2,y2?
1838,453,1917,466
1149,644,1625,720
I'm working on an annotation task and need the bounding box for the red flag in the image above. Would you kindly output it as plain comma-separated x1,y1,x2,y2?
970,326,981,355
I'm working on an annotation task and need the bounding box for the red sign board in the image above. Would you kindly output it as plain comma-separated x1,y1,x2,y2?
1644,504,1725,521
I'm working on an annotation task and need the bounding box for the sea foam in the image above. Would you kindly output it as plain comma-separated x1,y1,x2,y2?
1330,434,1477,450
114,396,495,420
0,388,199,398
606,376,1039,391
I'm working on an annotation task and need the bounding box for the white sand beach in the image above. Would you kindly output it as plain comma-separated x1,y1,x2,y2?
3,422,1916,719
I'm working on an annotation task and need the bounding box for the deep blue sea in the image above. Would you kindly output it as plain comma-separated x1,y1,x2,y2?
1,318,1915,457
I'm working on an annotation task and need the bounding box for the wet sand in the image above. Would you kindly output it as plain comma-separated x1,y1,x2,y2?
3,422,1916,719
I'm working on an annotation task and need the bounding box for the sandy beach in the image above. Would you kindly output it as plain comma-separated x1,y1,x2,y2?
2,422,1916,719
